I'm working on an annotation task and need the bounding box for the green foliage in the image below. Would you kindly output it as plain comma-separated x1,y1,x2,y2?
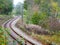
0,0,13,15
0,27,7,45
31,12,40,25
34,0,40,4
24,10,27,15
38,12,48,28
31,12,48,28
24,0,28,10
39,12,47,20
24,0,60,30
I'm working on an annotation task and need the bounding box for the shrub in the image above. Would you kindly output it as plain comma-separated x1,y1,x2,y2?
31,12,40,25
35,12,49,29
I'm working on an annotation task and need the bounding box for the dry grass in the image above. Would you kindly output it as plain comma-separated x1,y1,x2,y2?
31,33,60,45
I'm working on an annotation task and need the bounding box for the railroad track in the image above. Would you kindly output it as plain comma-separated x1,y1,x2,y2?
2,17,21,45
2,16,42,45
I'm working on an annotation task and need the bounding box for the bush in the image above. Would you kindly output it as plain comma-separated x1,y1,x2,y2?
38,12,48,28
31,12,49,28
31,12,40,25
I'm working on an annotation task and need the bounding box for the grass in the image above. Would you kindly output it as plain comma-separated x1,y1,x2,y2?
0,27,8,45
31,32,60,45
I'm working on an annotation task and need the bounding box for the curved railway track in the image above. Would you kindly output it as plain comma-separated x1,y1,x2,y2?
2,16,42,45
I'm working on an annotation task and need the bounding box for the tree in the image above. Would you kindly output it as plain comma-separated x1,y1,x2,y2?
0,0,13,14
24,0,28,10
15,2,23,15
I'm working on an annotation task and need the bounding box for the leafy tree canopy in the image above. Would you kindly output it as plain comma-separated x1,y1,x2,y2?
0,0,13,15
